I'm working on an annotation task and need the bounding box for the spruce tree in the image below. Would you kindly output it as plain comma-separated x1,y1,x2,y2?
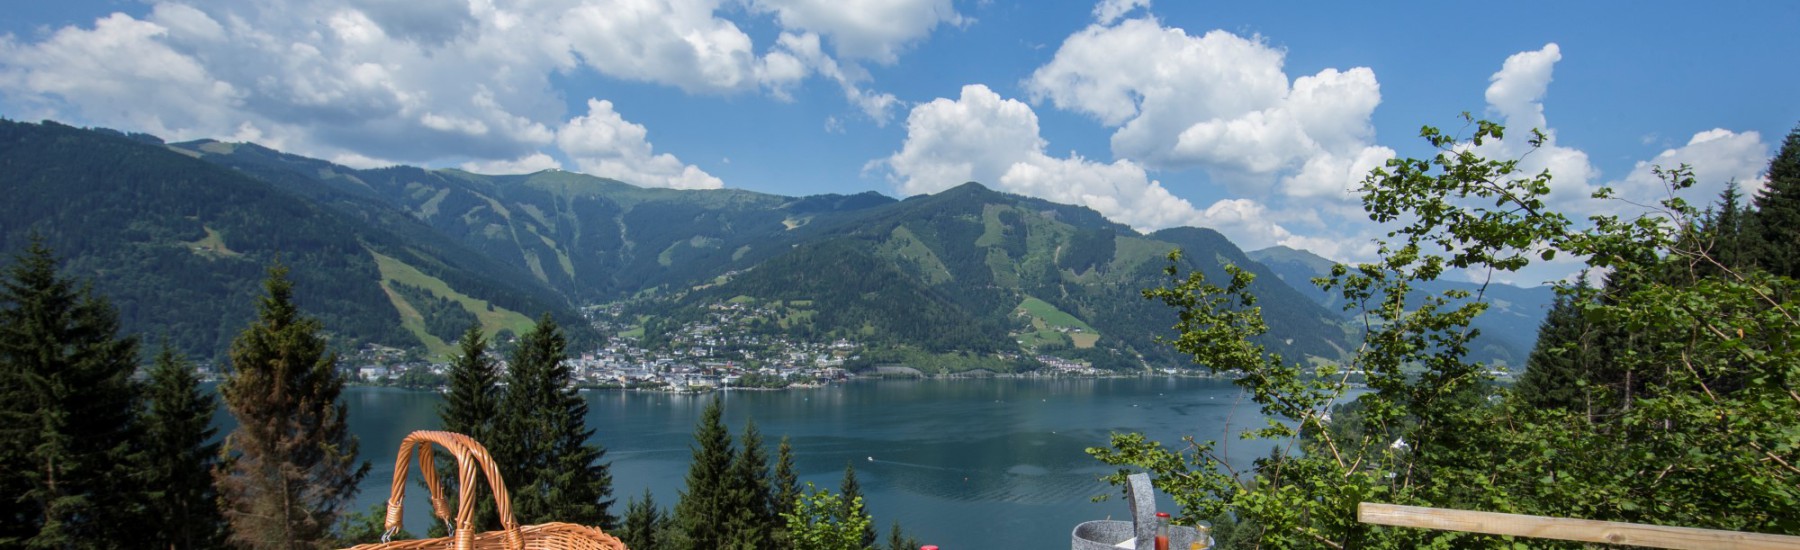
885,521,920,550
621,488,667,550
1711,180,1751,271
493,314,615,529
840,462,877,549
0,239,144,548
772,435,799,546
1514,287,1596,413
724,420,774,549
674,397,734,549
1751,124,1800,277
442,324,500,442
214,263,368,549
437,324,501,530
141,343,227,549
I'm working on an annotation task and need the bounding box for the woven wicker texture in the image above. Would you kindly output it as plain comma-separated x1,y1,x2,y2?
342,430,627,550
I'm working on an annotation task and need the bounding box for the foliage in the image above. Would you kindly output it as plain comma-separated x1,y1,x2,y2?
1514,276,1619,416
215,263,369,549
839,462,877,549
781,483,874,550
1090,115,1800,547
773,435,800,546
674,397,736,549
621,488,669,550
723,420,776,549
884,521,921,550
436,324,502,530
678,240,1013,354
141,343,228,549
333,503,412,546
390,280,481,345
730,371,791,388
492,314,615,529
1750,125,1800,277
0,239,146,548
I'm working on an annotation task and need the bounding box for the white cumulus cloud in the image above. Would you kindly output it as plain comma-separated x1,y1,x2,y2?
749,0,965,64
1617,128,1769,205
0,0,953,177
1486,43,1561,135
0,12,244,140
1024,18,1393,200
461,152,564,175
772,32,900,124
884,84,1252,234
556,0,794,94
1092,0,1151,25
1468,43,1599,208
557,99,723,189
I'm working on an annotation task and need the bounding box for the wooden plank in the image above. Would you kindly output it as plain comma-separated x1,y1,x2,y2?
1357,503,1800,550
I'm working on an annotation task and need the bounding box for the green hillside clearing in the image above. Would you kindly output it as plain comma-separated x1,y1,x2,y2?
183,226,241,258
1015,296,1100,349
371,249,535,359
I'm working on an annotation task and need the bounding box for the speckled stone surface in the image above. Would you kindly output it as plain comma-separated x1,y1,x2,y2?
1071,474,1200,549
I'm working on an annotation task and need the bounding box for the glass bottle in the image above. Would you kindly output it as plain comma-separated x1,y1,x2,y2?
1154,512,1171,550
1190,520,1212,549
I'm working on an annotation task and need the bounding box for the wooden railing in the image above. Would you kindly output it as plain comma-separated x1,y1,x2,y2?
1358,503,1800,550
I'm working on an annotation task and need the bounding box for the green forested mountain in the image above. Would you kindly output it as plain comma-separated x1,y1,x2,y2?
0,119,590,361
1247,245,1554,368
176,140,896,303
2,119,1353,369
664,183,1352,370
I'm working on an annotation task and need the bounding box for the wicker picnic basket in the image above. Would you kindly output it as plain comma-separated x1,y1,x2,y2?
343,430,627,550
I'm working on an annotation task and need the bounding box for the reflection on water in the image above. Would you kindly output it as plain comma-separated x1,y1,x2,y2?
217,377,1274,549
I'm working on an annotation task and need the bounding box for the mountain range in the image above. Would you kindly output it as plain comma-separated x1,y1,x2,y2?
0,119,1549,371
1247,246,1556,369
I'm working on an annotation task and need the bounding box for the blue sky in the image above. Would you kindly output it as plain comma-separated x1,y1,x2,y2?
3,0,1796,283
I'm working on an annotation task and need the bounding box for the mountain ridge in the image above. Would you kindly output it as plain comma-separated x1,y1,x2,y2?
5,119,1355,370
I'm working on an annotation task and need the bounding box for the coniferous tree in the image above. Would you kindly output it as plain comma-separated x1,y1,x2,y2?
772,435,800,545
885,521,920,550
1710,180,1752,271
674,397,734,549
774,436,799,511
840,463,877,550
621,488,667,550
493,314,615,528
1751,124,1800,277
141,343,227,549
724,420,774,549
1514,283,1598,414
214,263,368,549
437,324,502,530
0,239,144,548
442,324,500,442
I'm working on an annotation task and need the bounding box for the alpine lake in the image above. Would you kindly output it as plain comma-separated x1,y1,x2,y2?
313,376,1277,549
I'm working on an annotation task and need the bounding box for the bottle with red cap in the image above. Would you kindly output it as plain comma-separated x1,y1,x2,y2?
1154,512,1171,550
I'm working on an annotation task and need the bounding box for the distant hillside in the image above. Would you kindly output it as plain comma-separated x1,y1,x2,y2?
663,183,1354,370
1248,245,1554,368
2,119,1362,370
176,140,896,304
0,120,592,361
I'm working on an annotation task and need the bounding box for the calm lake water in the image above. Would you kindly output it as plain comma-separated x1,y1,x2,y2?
319,377,1273,549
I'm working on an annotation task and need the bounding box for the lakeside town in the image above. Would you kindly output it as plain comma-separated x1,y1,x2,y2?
343,299,1117,393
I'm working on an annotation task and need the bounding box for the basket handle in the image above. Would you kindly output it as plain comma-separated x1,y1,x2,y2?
380,431,524,550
